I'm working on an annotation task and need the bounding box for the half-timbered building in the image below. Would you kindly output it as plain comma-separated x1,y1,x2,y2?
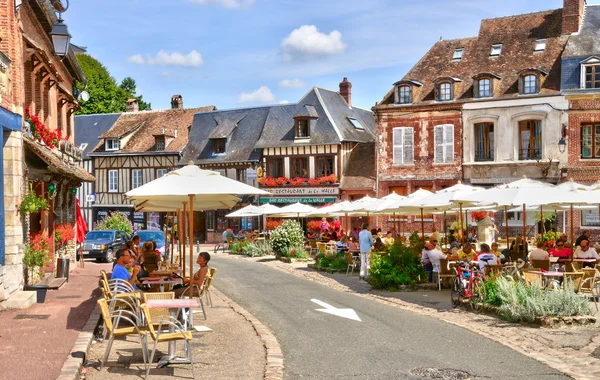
83,96,215,229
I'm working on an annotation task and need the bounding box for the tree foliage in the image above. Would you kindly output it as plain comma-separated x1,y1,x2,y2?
75,54,150,115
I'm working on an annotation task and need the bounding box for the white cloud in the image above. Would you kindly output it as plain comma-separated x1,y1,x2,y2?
237,86,275,104
188,0,255,8
278,100,290,104
147,50,204,67
281,25,346,62
127,54,145,64
278,78,305,88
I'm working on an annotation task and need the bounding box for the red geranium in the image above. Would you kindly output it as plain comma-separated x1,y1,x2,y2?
25,107,62,149
276,176,288,185
266,219,283,230
55,223,75,247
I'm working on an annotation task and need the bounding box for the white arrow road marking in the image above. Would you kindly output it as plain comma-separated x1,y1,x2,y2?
311,299,361,322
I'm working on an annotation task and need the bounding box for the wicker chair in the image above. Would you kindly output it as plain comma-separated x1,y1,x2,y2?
580,268,598,310
435,259,455,291
344,251,358,275
563,271,585,293
531,260,551,271
143,292,175,326
522,271,543,287
204,267,217,307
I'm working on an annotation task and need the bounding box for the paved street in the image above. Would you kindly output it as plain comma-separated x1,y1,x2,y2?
211,255,569,380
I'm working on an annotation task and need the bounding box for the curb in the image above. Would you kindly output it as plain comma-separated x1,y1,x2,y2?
212,287,284,380
55,303,101,380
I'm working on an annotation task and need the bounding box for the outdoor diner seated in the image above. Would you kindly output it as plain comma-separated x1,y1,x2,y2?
475,243,499,272
574,240,600,261
458,243,476,262
111,249,141,289
424,242,447,281
490,242,506,263
237,229,248,240
373,237,385,251
223,228,235,242
307,229,318,239
336,236,349,253
575,230,592,247
174,252,211,298
549,240,572,259
529,240,549,261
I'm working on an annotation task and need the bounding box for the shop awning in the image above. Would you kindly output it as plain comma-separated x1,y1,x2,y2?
24,137,95,182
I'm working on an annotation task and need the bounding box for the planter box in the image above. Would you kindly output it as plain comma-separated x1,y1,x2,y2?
24,284,48,303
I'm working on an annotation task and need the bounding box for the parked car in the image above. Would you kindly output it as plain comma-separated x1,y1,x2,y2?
134,230,168,259
81,230,129,262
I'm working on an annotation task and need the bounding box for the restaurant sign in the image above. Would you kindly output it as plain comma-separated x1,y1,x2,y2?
260,197,337,204
267,187,339,196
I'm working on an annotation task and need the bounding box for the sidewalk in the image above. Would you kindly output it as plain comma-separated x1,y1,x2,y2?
0,260,110,380
85,287,265,379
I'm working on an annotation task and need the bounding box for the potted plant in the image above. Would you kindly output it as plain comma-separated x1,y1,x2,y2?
55,223,75,279
23,233,52,303
17,184,49,218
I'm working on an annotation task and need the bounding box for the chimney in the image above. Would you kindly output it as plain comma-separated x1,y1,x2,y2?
562,0,586,35
171,94,183,110
126,99,139,112
339,77,352,107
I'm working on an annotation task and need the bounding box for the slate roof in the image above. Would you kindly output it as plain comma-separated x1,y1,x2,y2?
339,142,375,190
381,9,568,105
180,106,270,165
255,87,374,148
74,113,120,159
563,5,600,58
91,106,215,154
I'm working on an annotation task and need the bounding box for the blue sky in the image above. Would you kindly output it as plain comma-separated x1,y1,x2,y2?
64,0,599,111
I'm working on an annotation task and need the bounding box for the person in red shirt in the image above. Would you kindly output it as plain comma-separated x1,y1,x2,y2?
548,241,572,260
332,218,341,231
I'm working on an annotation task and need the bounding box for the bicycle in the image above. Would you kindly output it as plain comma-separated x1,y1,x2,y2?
450,261,486,312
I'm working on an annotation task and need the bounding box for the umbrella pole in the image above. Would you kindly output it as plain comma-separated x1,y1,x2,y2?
540,205,544,236
420,208,425,240
504,206,509,252
459,203,464,244
465,210,469,244
170,212,175,264
177,208,181,264
188,194,194,298
570,204,574,245
442,211,446,249
522,204,527,258
182,202,187,275
393,212,396,239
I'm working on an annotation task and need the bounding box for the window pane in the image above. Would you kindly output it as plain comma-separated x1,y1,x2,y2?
523,75,537,94
399,86,411,103
478,79,491,97
316,156,334,177
267,158,283,177
439,83,451,101
291,157,308,177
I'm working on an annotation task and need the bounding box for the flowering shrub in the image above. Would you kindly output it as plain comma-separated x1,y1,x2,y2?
289,177,307,186
471,211,494,222
25,107,62,148
257,177,266,185
23,233,52,284
265,177,278,187
96,211,134,236
258,175,338,186
266,219,283,230
281,246,309,259
538,231,562,249
17,184,49,218
318,174,338,184
307,178,320,185
369,243,427,289
55,223,75,247
270,220,304,255
276,176,288,185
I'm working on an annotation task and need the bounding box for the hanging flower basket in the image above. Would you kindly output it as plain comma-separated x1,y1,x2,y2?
17,184,49,218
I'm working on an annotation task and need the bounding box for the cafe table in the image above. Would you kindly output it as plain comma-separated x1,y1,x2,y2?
147,298,200,368
140,277,182,292
528,270,563,288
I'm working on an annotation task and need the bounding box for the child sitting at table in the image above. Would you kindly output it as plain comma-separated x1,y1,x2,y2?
336,236,349,253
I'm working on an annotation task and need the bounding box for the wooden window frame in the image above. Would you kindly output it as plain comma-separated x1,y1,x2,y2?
584,65,600,89
236,168,247,183
397,85,412,104
155,135,166,151
295,118,310,138
581,123,600,159
108,169,118,193
436,81,453,102
520,73,539,95
105,138,120,151
290,156,309,178
131,169,142,189
474,122,494,162
475,77,492,98
212,138,226,154
518,120,542,160
156,168,168,179
266,157,284,178
316,155,335,177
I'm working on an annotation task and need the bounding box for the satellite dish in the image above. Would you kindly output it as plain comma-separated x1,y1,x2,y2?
50,0,69,13
79,90,89,102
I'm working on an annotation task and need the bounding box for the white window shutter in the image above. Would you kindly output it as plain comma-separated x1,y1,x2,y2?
434,126,444,163
403,128,414,164
393,128,404,165
444,125,454,163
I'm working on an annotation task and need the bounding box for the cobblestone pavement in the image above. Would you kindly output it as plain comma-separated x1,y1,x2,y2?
85,287,265,380
228,254,600,380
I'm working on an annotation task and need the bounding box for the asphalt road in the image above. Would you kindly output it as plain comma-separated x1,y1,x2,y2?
211,256,570,380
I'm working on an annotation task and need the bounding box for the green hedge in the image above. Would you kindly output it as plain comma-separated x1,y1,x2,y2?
369,243,426,290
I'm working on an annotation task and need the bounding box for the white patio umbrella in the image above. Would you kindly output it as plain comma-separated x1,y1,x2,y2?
125,163,270,288
258,203,281,214
266,202,317,219
226,205,263,218
376,189,435,238
307,201,352,217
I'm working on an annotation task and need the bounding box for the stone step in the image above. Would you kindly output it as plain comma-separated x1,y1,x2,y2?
6,290,37,309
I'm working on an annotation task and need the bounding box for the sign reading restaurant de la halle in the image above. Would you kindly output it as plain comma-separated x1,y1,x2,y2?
266,187,340,196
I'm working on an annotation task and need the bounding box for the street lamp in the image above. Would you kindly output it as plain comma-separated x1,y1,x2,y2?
49,16,71,57
558,138,567,154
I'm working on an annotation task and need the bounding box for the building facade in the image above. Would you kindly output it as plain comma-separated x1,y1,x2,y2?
82,96,215,231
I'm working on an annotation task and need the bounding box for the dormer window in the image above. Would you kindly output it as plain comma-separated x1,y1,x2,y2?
212,138,226,154
585,65,600,89
517,68,547,95
397,85,412,104
155,135,165,151
472,73,500,98
295,119,310,138
534,39,546,52
452,48,463,61
523,75,537,94
438,82,452,101
105,138,120,151
490,44,502,56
